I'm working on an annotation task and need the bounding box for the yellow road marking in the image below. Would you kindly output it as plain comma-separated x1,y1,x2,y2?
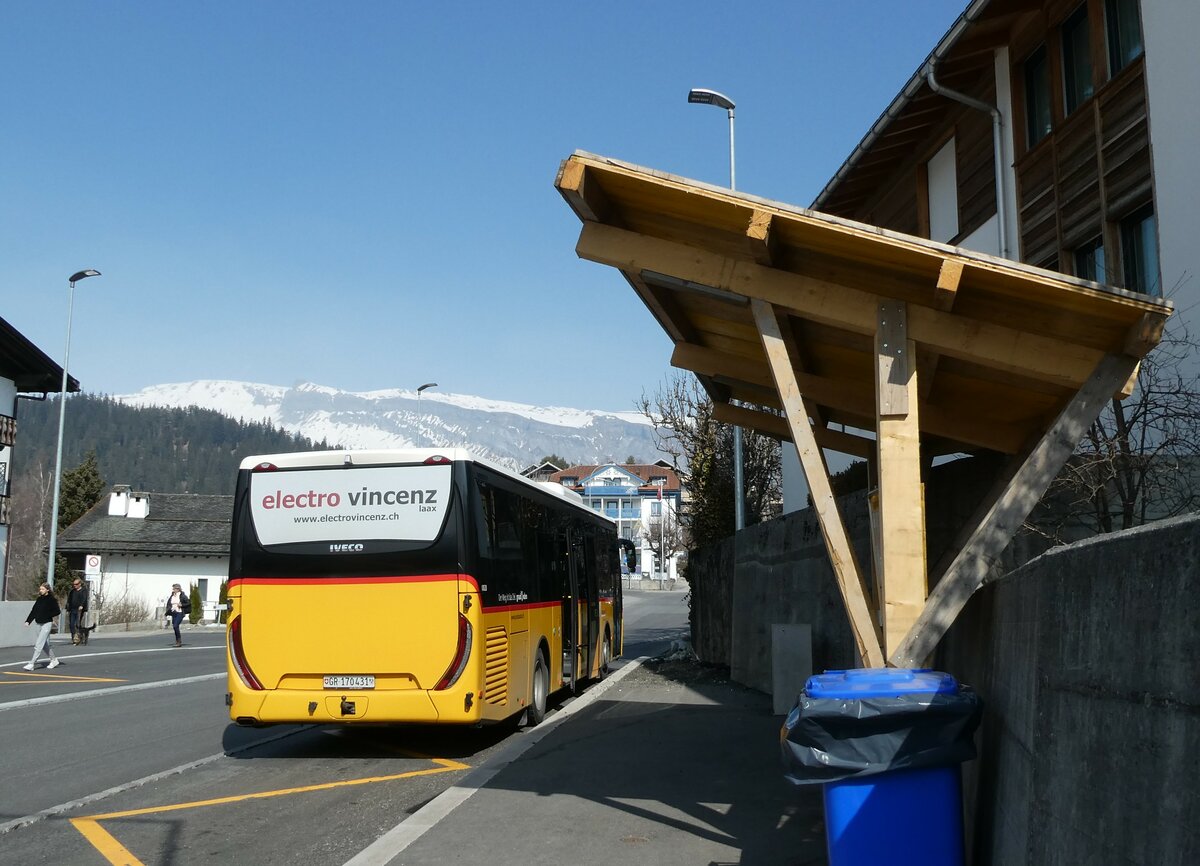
71,754,470,866
1,672,126,684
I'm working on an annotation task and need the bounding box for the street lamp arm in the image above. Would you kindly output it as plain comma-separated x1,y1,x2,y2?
68,269,101,286
687,88,735,113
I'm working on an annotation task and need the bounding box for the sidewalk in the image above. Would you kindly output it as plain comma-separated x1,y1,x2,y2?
351,652,828,866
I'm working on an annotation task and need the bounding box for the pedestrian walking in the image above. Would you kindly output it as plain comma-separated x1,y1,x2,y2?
24,583,61,670
68,577,90,645
165,583,191,647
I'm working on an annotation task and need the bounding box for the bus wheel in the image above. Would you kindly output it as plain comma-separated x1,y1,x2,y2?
600,631,612,678
527,650,549,727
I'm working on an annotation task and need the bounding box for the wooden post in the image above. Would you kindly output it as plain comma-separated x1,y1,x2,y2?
875,302,927,660
751,298,885,667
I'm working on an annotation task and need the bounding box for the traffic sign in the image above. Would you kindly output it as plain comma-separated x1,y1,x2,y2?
85,554,102,575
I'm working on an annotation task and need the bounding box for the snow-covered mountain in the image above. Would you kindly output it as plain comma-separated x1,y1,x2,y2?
114,380,663,471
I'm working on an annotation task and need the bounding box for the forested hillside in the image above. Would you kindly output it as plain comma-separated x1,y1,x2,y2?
11,393,336,495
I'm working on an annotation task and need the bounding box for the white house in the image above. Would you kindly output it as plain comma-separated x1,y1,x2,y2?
56,486,232,622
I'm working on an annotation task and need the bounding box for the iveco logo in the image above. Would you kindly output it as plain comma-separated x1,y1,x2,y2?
329,543,365,553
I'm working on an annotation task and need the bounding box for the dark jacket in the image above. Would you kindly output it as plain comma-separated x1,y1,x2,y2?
26,594,61,625
68,585,89,612
166,591,191,615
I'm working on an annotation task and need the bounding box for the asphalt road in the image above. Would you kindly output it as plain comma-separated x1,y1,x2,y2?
0,588,689,865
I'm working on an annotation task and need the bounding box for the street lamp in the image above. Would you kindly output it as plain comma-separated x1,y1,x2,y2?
416,382,438,447
46,269,101,590
688,86,744,531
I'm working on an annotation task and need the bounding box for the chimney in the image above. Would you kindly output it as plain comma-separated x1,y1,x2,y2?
128,492,149,519
108,485,131,517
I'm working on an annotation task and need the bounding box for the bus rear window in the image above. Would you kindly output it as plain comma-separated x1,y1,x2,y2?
249,464,452,546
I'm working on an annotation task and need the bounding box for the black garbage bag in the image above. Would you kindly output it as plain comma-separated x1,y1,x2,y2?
781,682,983,785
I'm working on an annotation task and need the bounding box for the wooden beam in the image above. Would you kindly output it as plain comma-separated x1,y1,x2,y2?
889,352,1140,667
920,258,962,398
1117,361,1140,400
712,402,876,458
670,341,1028,454
775,309,828,429
574,222,1111,391
746,209,777,266
876,302,910,415
556,159,616,225
751,298,885,667
875,302,927,659
934,259,964,311
627,272,697,344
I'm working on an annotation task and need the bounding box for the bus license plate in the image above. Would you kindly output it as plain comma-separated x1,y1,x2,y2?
323,675,375,689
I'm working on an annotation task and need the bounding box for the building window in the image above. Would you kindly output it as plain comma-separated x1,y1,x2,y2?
650,501,661,517
927,137,959,243
1073,237,1106,282
1062,5,1094,115
1024,46,1052,147
1120,206,1159,295
1106,0,1143,75
561,477,576,487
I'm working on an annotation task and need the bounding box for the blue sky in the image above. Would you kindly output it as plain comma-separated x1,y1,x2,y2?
2,1,967,411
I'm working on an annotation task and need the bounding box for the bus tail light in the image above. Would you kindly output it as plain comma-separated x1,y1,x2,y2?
434,613,472,690
424,454,451,465
229,616,264,691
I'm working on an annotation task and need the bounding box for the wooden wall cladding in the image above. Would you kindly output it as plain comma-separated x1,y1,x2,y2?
1015,56,1150,267
1017,143,1059,265
1099,60,1151,218
955,80,998,241
1056,109,1101,247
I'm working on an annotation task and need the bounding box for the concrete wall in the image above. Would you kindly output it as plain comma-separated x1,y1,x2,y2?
686,466,1199,864
940,513,1199,865
0,600,36,649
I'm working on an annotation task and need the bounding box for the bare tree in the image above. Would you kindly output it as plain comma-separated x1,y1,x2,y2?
637,373,780,549
5,462,53,599
1030,322,1200,541
640,508,686,575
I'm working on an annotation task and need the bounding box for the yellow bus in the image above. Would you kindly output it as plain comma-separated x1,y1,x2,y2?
225,448,626,727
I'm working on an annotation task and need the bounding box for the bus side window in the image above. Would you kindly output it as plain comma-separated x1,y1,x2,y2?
474,485,495,587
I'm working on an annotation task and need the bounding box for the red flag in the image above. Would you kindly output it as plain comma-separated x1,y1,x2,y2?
657,484,663,500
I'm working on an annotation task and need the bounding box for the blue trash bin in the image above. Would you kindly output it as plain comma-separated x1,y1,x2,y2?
780,667,982,866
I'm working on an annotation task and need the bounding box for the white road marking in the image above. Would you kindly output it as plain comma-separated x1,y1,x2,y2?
0,644,222,669
0,673,225,713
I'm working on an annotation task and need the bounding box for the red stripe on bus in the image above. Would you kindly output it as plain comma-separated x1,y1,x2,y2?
229,574,480,590
482,600,561,614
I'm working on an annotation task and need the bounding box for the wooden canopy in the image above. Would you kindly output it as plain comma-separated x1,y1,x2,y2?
556,151,1173,668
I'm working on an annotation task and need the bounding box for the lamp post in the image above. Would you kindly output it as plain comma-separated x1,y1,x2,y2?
688,87,744,531
46,269,101,589
416,382,437,447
